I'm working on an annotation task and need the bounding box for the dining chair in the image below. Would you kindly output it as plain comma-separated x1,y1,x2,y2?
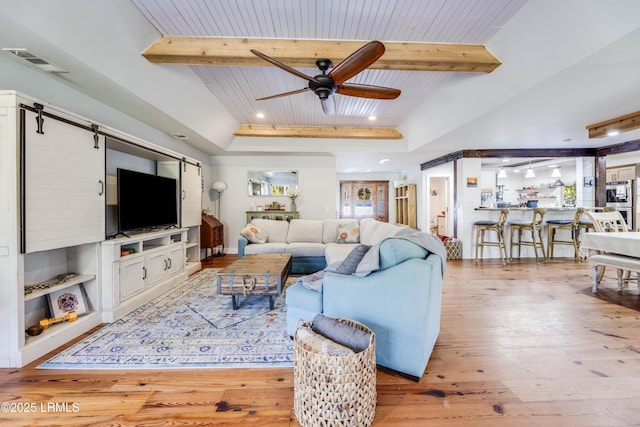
583,210,637,289
584,210,628,233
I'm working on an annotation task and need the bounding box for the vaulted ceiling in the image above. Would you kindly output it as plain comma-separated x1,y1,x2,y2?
1,0,640,173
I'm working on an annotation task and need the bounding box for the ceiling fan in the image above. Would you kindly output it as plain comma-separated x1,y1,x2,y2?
250,41,401,116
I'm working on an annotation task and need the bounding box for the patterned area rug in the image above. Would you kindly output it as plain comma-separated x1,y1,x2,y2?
39,269,295,369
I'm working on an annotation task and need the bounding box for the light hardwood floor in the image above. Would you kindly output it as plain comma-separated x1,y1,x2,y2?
1,257,639,426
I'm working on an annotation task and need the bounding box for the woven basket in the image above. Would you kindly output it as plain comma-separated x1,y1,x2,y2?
294,318,376,427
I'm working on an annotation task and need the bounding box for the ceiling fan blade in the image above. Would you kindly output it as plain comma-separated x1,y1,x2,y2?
250,49,319,83
328,41,385,86
336,83,401,99
256,87,310,101
321,96,336,116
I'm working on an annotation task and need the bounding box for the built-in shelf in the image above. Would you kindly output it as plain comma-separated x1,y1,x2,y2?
24,274,96,302
395,184,417,228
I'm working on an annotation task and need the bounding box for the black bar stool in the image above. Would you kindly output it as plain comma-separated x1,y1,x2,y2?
473,208,509,265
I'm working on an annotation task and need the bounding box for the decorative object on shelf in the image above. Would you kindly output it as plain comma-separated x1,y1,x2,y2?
25,324,44,336
287,189,301,212
47,284,88,318
265,201,285,211
39,311,78,330
480,188,494,207
24,272,77,295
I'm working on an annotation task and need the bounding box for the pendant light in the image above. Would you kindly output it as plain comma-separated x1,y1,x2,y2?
497,167,507,179
551,167,561,178
525,160,535,178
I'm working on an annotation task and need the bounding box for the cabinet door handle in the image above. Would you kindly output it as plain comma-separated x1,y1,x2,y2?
98,180,104,196
182,190,186,199
142,266,147,280
167,258,172,269
163,259,168,271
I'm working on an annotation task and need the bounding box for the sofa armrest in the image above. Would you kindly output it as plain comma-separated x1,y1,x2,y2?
238,236,249,259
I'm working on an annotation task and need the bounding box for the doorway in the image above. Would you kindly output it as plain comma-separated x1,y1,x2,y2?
339,181,389,222
429,177,449,236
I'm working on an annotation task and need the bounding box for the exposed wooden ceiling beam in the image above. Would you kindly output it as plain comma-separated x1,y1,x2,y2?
233,125,403,139
586,110,640,138
142,37,501,73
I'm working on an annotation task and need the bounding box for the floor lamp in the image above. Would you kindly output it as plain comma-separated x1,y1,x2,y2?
211,181,227,256
212,181,227,219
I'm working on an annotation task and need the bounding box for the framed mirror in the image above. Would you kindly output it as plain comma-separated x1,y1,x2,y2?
247,170,298,196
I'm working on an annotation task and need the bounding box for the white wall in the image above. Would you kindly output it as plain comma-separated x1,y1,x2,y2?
0,54,211,166
210,155,336,253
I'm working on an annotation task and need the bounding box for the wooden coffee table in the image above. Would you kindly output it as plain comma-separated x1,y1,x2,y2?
216,253,292,310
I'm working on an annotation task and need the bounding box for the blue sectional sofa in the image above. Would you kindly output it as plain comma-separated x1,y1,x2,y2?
286,237,446,380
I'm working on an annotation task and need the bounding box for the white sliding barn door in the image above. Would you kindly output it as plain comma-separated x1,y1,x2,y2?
181,161,201,227
23,109,105,253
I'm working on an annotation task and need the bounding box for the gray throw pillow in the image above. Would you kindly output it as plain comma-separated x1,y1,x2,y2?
312,314,371,353
335,244,371,275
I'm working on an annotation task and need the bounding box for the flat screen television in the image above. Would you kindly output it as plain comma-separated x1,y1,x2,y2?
117,168,178,233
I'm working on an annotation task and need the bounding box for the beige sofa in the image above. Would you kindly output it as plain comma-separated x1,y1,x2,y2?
238,218,402,274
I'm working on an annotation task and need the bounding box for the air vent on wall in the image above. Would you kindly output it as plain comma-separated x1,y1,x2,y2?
1,48,68,73
170,132,189,140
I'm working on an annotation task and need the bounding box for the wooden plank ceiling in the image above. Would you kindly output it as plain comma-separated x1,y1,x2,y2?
132,0,527,139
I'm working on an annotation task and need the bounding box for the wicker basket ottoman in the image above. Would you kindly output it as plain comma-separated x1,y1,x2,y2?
294,318,376,427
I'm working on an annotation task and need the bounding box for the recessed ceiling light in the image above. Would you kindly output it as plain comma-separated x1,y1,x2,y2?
502,159,510,163
368,115,376,121
256,112,265,119
379,158,390,164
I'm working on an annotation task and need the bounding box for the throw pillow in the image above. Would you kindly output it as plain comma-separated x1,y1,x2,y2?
335,244,371,275
337,222,360,244
295,325,355,356
240,224,269,244
312,314,371,353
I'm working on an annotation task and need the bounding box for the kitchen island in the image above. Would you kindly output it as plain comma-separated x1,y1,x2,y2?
466,207,597,260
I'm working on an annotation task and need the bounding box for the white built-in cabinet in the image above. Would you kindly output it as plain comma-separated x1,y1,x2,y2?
23,109,105,253
159,159,202,274
101,229,188,322
0,90,202,367
0,91,104,367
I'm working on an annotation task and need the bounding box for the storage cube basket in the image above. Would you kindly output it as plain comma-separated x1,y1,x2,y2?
444,238,462,260
294,318,376,427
